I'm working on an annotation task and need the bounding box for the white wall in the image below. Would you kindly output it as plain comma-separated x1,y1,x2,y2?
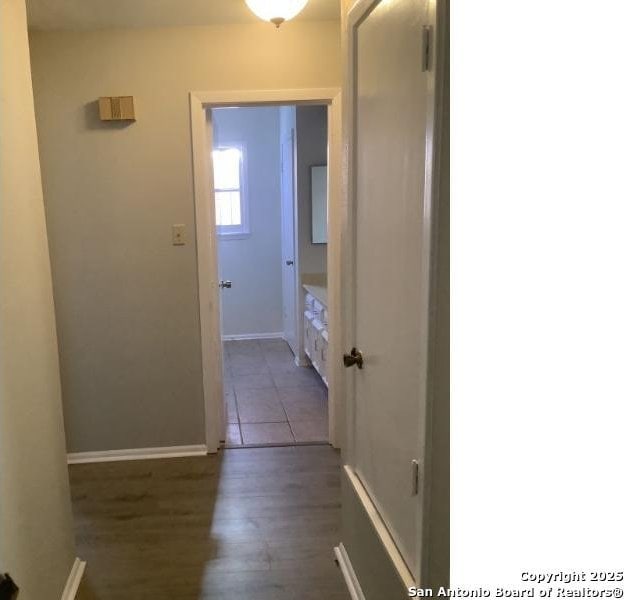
213,107,283,337
0,1,77,597
296,105,328,278
29,21,340,453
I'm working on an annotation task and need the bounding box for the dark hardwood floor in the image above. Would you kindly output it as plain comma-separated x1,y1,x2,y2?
71,445,349,600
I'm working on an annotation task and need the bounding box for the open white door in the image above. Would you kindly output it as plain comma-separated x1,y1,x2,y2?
193,105,225,451
280,119,298,354
344,0,436,582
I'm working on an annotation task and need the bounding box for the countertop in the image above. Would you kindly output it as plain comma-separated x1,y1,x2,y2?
303,284,328,306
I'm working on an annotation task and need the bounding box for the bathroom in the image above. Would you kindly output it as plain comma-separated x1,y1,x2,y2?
210,103,330,447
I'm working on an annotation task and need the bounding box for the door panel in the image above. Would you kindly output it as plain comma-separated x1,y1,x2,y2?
353,0,430,576
202,108,226,446
281,125,297,353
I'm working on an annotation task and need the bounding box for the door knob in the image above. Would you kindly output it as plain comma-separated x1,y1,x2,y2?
0,573,19,599
286,260,294,266
343,347,364,369
219,280,232,289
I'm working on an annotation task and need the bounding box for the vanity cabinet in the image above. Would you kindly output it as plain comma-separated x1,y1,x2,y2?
303,285,328,387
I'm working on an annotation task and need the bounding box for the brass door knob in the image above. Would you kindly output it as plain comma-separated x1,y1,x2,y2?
343,347,364,369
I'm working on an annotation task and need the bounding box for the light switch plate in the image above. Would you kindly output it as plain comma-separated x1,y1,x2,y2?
172,224,186,246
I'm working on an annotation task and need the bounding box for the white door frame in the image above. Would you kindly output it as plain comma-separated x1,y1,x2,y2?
280,119,299,357
189,88,342,453
341,0,446,588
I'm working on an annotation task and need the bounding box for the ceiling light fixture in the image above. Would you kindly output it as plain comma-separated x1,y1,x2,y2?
244,0,309,28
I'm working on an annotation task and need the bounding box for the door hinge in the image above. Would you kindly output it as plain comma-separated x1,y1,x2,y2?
411,460,420,495
422,25,433,72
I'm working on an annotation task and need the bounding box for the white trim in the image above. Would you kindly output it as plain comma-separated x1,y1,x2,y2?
67,445,208,465
189,88,343,454
217,231,251,241
295,354,311,367
420,0,449,587
191,88,340,107
343,465,417,591
334,543,366,600
190,94,224,453
61,558,86,600
221,332,284,341
326,89,343,449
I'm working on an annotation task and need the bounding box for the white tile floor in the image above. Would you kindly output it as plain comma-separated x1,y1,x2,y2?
223,338,329,447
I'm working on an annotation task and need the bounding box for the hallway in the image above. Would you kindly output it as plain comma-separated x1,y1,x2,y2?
72,445,349,599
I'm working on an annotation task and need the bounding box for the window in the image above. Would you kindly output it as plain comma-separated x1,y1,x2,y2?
213,145,249,237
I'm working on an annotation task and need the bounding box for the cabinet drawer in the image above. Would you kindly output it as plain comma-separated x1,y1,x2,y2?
302,286,329,387
318,336,328,378
310,318,325,371
303,313,315,359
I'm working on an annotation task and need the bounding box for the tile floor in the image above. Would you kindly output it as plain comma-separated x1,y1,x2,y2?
223,338,329,447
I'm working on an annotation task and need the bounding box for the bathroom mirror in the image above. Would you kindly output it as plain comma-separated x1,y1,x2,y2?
311,165,328,244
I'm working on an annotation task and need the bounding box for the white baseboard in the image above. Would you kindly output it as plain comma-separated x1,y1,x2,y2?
334,543,365,600
61,558,86,600
222,332,284,341
295,355,311,367
343,465,417,590
67,444,208,465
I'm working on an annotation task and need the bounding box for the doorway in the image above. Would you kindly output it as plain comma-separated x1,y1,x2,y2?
189,89,342,453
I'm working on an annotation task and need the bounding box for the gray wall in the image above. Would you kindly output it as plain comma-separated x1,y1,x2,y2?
214,107,283,338
0,1,77,597
296,105,328,278
29,21,340,453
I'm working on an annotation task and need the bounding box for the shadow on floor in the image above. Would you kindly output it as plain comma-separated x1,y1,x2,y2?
72,446,349,599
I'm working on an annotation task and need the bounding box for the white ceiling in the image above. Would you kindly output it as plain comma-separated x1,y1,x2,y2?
27,0,340,31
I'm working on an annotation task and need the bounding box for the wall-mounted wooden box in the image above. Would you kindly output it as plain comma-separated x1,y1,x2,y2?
98,96,135,121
